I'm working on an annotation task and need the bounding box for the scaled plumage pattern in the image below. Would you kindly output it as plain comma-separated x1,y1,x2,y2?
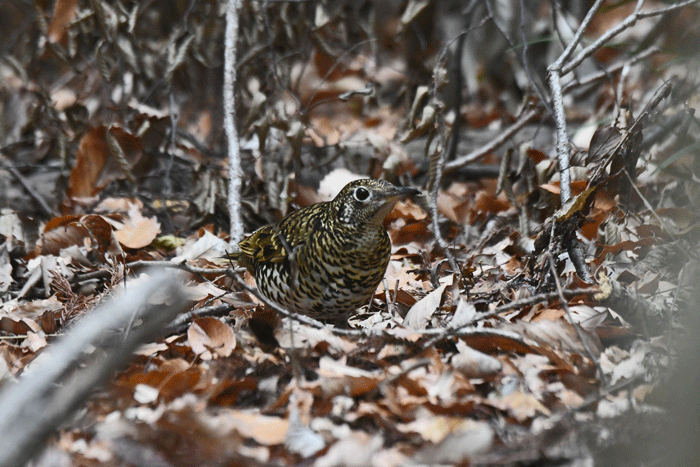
228,179,420,326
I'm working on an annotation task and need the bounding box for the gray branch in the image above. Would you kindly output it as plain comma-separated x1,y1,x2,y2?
0,270,191,467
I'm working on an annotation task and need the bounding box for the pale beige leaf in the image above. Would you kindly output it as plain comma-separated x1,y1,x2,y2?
404,281,448,329
112,203,160,249
452,340,502,377
187,318,236,360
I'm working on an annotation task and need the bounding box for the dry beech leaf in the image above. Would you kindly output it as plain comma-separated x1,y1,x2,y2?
133,384,159,404
214,410,289,446
156,374,201,402
174,230,229,261
397,412,473,444
386,199,428,222
472,191,511,217
315,356,380,398
68,126,146,199
94,197,144,213
133,342,168,356
285,398,325,458
34,216,87,256
68,128,111,198
34,214,123,262
276,322,356,354
111,203,161,249
20,331,47,353
451,340,502,377
0,316,42,335
489,390,551,423
116,360,202,403
404,276,453,329
437,189,471,224
47,0,79,44
188,317,236,360
506,319,601,357
449,298,476,328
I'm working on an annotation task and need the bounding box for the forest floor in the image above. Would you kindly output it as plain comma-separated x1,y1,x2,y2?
1,1,699,466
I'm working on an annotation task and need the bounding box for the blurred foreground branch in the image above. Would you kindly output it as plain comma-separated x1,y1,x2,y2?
0,270,191,467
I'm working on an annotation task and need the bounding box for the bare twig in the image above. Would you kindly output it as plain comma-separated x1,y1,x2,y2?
561,0,700,76
552,0,608,74
543,0,687,279
444,108,539,173
546,253,607,385
545,69,573,203
303,39,375,113
427,33,464,275
1,159,53,218
547,0,624,203
225,0,244,244
72,259,241,284
421,287,597,349
561,47,658,94
166,302,238,335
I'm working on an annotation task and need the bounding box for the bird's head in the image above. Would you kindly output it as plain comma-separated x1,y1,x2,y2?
332,179,421,226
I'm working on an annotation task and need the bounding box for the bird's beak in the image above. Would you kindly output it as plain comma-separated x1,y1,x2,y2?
383,186,421,201
373,186,421,223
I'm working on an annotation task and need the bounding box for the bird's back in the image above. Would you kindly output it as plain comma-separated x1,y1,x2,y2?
238,201,391,322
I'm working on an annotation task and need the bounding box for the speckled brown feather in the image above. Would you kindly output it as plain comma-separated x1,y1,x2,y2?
228,179,420,325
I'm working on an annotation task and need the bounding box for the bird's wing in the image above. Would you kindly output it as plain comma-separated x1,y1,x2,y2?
239,204,325,265
238,226,286,264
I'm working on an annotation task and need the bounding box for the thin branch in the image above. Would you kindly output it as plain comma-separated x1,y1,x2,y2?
166,302,237,335
72,260,241,284
560,0,700,75
420,287,597,349
561,46,658,94
551,0,607,71
225,0,244,244
546,67,572,203
0,155,54,217
0,270,190,467
546,253,607,385
428,31,465,275
638,0,699,17
444,107,539,174
546,0,680,204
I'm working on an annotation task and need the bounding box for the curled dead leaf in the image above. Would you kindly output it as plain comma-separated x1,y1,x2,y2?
188,317,236,360
33,214,123,263
404,276,453,329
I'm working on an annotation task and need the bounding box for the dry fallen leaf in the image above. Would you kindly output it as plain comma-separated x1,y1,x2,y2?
187,317,236,360
403,276,453,329
315,431,383,467
451,340,502,377
110,203,161,249
214,409,289,446
413,419,494,464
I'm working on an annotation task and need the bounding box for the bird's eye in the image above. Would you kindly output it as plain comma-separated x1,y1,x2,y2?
354,187,370,201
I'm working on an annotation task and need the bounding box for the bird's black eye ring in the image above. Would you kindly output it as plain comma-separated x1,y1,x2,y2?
354,187,370,201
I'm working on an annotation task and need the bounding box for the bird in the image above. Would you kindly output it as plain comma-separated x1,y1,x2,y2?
226,179,421,327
